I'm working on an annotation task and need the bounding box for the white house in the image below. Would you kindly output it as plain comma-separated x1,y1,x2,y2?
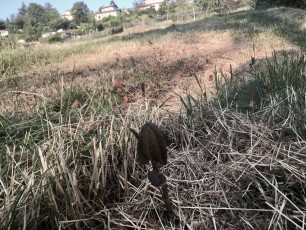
61,10,73,21
0,30,9,37
140,0,165,11
95,1,120,20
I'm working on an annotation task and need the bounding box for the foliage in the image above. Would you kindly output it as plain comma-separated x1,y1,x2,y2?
111,26,124,34
49,18,71,31
258,0,306,8
26,3,47,24
17,2,27,16
211,50,306,137
96,22,104,31
71,1,90,26
133,0,145,9
77,22,96,35
159,1,177,16
20,3,60,41
102,16,120,28
138,7,158,18
195,0,220,10
194,0,255,11
0,20,6,30
254,51,306,135
130,122,173,217
14,16,25,30
172,0,194,14
46,33,62,43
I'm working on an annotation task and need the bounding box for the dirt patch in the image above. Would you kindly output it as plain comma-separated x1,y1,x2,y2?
10,24,298,113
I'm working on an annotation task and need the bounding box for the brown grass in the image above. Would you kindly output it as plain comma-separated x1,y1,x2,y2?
107,104,306,229
6,27,297,116
1,7,305,229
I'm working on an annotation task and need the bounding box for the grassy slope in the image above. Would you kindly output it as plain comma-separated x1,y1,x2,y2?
0,7,306,229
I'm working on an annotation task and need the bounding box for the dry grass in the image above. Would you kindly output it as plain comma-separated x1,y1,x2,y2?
104,104,306,229
1,6,306,230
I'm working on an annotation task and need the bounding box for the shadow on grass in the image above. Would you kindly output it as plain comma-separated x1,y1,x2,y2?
116,7,306,50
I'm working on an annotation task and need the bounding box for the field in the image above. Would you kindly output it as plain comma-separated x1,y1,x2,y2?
0,7,306,229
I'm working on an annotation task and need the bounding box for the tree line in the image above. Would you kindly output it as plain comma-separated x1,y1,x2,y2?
1,1,96,41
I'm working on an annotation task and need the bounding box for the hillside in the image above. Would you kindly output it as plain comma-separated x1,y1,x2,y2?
0,6,306,229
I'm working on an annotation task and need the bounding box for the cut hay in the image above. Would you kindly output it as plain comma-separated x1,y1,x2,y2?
111,104,306,229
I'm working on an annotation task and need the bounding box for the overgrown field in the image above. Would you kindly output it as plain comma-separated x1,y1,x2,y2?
0,7,306,229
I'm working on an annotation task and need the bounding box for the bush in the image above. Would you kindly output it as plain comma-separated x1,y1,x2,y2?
46,33,62,43
96,22,104,31
111,26,123,34
257,0,306,8
100,16,122,29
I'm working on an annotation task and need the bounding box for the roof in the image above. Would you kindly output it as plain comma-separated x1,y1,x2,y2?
137,1,164,8
100,4,118,10
145,0,164,4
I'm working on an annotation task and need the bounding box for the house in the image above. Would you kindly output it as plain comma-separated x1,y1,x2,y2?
122,8,131,15
95,1,120,21
0,30,9,37
61,10,73,21
139,0,166,11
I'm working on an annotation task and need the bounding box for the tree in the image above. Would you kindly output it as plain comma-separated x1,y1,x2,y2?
49,18,71,31
158,1,171,15
44,2,59,21
44,2,60,30
26,3,46,24
15,16,25,29
18,2,27,16
195,0,223,11
71,1,90,25
172,0,194,16
9,14,17,22
23,3,49,40
15,2,27,31
133,0,145,9
0,20,6,30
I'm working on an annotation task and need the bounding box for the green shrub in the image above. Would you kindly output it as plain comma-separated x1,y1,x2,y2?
46,33,62,43
101,16,122,29
111,26,123,34
254,51,306,135
258,0,306,8
96,22,104,31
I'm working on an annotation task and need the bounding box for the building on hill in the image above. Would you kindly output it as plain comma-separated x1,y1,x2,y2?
95,1,121,20
61,10,73,21
139,0,166,11
0,30,9,37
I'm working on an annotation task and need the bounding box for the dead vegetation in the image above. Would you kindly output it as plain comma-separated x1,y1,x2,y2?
0,7,306,230
106,104,306,229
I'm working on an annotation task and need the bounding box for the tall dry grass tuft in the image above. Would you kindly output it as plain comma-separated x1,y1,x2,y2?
108,102,306,229
0,77,165,229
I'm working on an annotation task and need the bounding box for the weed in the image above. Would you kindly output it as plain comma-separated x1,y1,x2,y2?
254,50,306,137
130,122,173,218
